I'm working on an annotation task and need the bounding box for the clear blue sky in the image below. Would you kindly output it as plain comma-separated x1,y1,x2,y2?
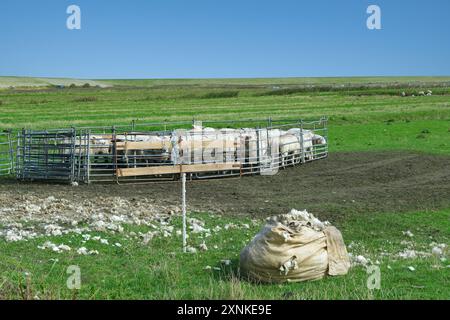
1,0,449,79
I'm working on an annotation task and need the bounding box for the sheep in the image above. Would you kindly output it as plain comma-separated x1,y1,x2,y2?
91,134,111,149
240,128,258,164
286,129,314,161
117,135,171,166
279,134,300,166
312,133,326,145
180,128,240,164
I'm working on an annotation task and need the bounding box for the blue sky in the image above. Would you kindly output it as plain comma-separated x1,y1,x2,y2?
0,0,449,79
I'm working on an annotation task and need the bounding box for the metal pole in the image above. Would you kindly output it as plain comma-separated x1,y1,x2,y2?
86,131,91,184
300,120,305,164
181,172,187,253
7,130,14,175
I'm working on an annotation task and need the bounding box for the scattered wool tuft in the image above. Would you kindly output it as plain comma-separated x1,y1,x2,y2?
199,242,208,251
402,230,414,238
398,249,417,259
186,246,197,253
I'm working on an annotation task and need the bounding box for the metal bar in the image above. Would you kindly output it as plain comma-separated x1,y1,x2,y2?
181,173,187,253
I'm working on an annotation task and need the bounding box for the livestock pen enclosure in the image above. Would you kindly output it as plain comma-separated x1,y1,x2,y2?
1,118,328,183
0,76,449,299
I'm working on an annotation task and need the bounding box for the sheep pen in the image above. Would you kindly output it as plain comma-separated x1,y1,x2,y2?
1,117,328,184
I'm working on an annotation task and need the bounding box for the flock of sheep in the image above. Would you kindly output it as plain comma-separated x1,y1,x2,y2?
86,124,327,170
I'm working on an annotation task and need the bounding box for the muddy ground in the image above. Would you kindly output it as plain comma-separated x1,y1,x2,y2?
1,151,449,221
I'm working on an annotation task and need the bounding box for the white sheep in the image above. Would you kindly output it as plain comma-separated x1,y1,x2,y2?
287,129,314,161
279,134,300,166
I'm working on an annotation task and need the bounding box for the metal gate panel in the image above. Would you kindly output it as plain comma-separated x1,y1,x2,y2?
16,129,77,182
0,130,14,176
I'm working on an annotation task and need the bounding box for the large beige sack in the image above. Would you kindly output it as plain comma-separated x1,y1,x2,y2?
240,210,351,283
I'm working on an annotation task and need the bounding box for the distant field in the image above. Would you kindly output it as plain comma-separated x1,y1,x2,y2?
0,77,110,89
2,75,450,89
100,76,450,88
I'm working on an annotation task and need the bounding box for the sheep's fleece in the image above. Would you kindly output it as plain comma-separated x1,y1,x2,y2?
240,209,351,283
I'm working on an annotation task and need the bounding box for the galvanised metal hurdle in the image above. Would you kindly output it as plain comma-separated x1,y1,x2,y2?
12,117,328,184
0,130,15,177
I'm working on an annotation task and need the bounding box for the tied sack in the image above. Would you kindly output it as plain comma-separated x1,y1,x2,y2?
240,209,351,283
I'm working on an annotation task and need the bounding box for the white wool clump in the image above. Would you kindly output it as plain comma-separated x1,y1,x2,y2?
5,230,23,242
110,215,126,223
221,259,231,266
142,231,158,245
44,224,63,236
90,220,124,233
224,223,238,230
45,196,56,203
4,228,38,242
77,247,89,255
402,230,414,238
199,242,208,251
397,248,432,259
348,253,371,267
432,247,443,257
289,209,310,221
190,222,210,234
279,257,298,275
38,241,71,253
269,209,330,232
160,225,174,237
186,246,197,253
281,231,291,242
355,255,369,266
58,244,71,251
398,249,417,259
25,204,41,214
82,234,91,241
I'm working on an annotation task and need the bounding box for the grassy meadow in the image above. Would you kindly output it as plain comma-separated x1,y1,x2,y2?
0,76,449,299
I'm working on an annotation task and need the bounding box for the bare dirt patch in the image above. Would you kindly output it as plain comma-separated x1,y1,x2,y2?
1,151,449,221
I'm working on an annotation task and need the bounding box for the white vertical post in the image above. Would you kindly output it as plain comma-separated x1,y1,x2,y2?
181,172,187,253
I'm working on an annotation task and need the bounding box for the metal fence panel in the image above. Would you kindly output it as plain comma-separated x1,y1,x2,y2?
0,131,15,176
16,129,78,182
11,117,328,184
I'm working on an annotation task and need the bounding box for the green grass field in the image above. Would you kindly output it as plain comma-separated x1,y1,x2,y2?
0,76,449,299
